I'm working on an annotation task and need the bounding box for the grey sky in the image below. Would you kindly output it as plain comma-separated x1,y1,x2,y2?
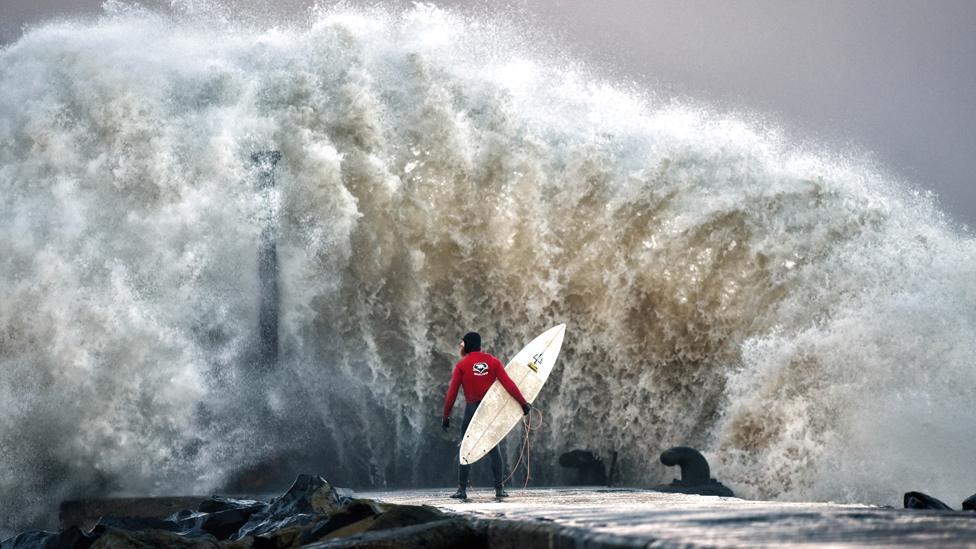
3,0,975,227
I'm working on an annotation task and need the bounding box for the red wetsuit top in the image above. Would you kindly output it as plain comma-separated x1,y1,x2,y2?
442,351,528,419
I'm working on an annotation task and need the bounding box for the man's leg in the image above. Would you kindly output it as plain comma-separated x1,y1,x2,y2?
452,402,478,499
489,444,509,497
488,444,503,484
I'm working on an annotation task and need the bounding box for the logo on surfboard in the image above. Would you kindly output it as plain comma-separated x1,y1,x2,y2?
528,352,544,373
473,362,489,376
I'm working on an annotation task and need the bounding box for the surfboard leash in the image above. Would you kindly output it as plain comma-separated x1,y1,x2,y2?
502,406,544,489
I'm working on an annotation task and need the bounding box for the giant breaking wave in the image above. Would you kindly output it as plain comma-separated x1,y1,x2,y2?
2,3,975,536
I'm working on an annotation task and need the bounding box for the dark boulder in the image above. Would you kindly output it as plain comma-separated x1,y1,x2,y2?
558,450,608,485
0,527,95,549
155,496,266,540
904,491,954,510
652,446,735,498
93,516,184,534
89,528,219,548
100,474,352,543
180,505,266,540
92,504,260,541
233,474,350,540
299,500,386,543
249,499,445,548
3,474,432,548
302,518,486,549
60,497,209,532
197,497,264,514
366,503,445,532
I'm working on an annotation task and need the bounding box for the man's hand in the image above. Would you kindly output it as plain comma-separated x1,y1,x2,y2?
442,417,450,432
521,402,532,416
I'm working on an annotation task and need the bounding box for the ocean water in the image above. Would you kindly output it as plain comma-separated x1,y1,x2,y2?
2,2,975,537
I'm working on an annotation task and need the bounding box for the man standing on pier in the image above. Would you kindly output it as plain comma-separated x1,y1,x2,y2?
442,331,531,499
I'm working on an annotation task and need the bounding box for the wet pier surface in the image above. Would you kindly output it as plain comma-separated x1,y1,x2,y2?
362,487,976,548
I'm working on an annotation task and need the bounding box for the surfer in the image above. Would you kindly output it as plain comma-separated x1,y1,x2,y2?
442,331,531,499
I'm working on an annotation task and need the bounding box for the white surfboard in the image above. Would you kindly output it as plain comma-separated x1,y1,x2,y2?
459,324,566,465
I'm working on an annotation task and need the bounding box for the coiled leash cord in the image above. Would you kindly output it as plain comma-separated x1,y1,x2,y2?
502,406,544,488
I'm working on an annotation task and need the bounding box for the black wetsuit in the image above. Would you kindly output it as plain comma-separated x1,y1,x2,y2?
459,401,504,487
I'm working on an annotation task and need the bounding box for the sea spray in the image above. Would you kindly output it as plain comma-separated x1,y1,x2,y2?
2,3,975,536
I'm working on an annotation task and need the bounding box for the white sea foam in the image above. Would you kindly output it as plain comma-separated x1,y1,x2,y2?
2,3,974,536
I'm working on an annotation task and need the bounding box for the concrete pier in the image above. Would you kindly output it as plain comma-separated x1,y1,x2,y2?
362,487,976,548
48,487,976,547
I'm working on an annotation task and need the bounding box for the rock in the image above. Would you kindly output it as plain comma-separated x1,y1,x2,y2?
652,446,735,498
183,505,266,540
240,513,316,542
90,529,218,549
904,491,954,510
557,450,608,485
963,493,976,511
313,517,377,543
198,497,264,514
252,525,305,549
248,498,446,548
219,538,254,549
233,474,349,540
89,474,352,543
157,497,266,540
316,501,445,542
60,497,209,532
300,500,385,543
93,505,258,542
93,516,184,534
7,474,368,548
248,499,380,548
0,527,95,549
366,503,445,532
302,518,486,549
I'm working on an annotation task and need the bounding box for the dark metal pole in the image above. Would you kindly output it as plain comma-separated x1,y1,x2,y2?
607,450,618,487
251,150,281,369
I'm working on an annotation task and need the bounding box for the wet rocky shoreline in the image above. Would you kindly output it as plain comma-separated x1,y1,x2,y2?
6,474,976,548
1,475,485,549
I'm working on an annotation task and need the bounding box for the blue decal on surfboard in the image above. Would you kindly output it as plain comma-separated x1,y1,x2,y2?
528,352,544,372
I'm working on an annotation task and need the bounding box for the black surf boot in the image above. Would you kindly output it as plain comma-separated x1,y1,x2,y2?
495,485,509,498
450,486,468,500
